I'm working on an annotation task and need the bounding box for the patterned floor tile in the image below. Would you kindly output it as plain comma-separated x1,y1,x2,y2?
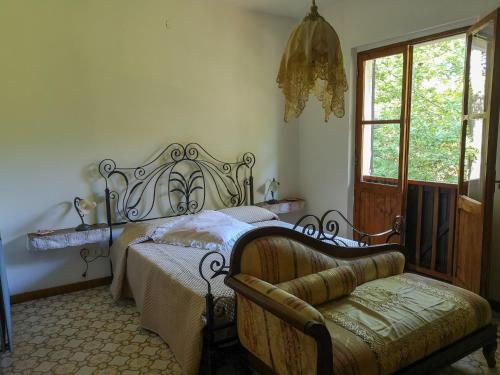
1,287,182,375
0,286,498,374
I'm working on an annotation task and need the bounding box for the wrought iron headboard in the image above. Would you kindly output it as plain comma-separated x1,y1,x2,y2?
99,143,255,245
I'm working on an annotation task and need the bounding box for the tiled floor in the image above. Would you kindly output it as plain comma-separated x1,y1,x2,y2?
0,287,182,374
0,286,498,374
437,311,500,374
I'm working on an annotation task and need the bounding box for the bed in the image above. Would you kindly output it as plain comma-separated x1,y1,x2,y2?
98,143,403,375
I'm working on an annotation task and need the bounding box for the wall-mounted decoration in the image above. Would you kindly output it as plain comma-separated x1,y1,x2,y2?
277,0,348,122
73,197,96,231
265,178,280,204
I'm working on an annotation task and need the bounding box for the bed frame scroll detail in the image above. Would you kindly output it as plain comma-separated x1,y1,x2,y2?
199,251,237,374
294,209,405,246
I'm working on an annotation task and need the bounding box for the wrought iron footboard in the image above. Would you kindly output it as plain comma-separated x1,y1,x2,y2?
198,251,237,374
293,210,405,246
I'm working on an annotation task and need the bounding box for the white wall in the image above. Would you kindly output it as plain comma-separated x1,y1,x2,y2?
0,0,298,295
297,0,500,299
4,0,500,299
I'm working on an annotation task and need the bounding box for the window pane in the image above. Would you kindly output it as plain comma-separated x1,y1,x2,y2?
468,22,494,116
363,54,404,121
362,123,400,185
461,21,495,202
408,35,466,184
463,118,486,201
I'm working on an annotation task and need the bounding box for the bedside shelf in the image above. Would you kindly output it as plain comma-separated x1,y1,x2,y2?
256,198,306,215
27,224,110,278
27,224,109,252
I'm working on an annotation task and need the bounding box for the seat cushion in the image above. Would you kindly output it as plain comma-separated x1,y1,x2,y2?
317,273,492,375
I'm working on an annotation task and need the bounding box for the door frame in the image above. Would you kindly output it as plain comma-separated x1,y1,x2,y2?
455,9,500,295
354,45,409,241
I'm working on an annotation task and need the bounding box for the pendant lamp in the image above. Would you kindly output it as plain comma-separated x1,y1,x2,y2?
277,0,348,122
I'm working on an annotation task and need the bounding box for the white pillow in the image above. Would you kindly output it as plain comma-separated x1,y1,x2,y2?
218,205,278,223
151,210,254,252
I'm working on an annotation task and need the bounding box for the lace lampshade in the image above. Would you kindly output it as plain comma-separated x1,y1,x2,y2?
277,1,348,122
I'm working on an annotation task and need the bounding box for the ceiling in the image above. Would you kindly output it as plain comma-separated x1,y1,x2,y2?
223,0,321,19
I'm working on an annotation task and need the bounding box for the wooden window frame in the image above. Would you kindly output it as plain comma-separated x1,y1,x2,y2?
356,44,408,189
355,26,470,190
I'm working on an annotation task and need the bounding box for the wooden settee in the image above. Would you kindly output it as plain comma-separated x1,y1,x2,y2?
225,226,497,374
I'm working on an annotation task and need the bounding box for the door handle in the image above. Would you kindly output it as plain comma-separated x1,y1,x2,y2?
496,180,500,189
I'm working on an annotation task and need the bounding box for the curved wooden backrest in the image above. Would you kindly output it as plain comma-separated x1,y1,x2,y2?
228,226,407,280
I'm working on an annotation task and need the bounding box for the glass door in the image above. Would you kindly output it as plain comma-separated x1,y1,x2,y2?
404,34,465,280
454,9,500,294
354,46,408,242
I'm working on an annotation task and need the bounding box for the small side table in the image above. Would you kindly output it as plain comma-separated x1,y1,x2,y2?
256,198,306,215
27,224,110,278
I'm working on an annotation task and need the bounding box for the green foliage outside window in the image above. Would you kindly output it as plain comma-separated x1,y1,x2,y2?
370,38,466,184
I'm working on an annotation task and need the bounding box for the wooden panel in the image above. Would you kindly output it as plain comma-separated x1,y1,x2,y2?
405,182,457,281
431,187,440,270
453,196,483,293
447,189,457,276
420,187,435,268
357,188,402,244
415,185,423,266
435,189,452,273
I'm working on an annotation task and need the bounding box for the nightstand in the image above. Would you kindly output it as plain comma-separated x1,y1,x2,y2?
27,224,110,278
256,198,306,215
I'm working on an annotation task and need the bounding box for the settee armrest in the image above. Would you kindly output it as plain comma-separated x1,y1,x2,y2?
226,274,333,375
227,274,325,330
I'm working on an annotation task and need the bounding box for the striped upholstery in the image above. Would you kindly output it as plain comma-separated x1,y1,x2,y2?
240,236,338,284
239,236,405,286
235,274,322,375
336,251,405,285
235,274,324,323
278,266,357,306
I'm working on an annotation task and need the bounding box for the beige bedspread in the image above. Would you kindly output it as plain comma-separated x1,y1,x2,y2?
109,218,291,375
126,242,232,375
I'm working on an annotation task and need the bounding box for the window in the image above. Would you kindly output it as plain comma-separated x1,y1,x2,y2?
408,35,466,184
360,51,404,185
357,30,467,185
